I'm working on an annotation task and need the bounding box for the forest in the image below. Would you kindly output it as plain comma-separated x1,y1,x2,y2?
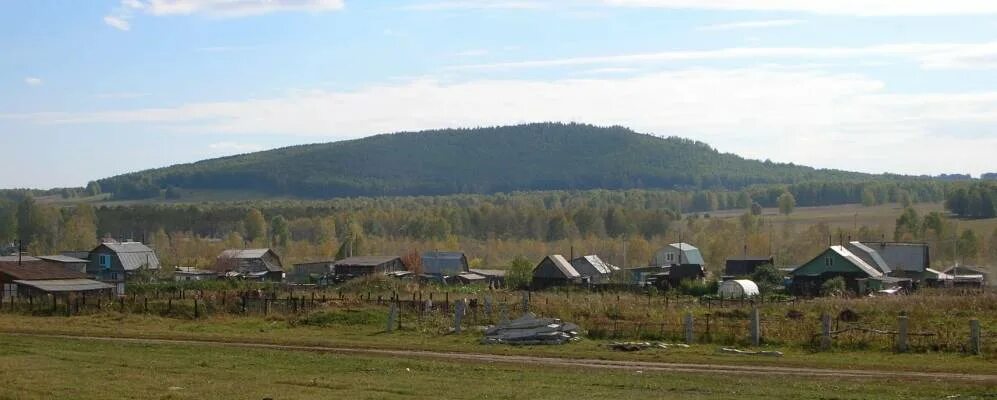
93,123,883,200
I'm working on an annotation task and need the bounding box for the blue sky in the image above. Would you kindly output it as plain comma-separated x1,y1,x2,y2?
3,0,997,188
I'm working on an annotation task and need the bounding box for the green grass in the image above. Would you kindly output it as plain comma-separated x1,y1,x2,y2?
0,335,993,400
0,310,993,376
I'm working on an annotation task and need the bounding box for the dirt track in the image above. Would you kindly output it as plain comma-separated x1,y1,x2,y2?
6,332,996,382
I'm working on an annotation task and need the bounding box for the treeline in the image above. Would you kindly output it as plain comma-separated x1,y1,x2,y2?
945,182,997,219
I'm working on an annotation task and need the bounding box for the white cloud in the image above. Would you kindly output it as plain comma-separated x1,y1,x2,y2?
103,15,131,30
603,0,997,16
23,77,42,86
698,19,804,31
7,68,997,175
448,42,997,71
104,0,344,31
208,141,265,153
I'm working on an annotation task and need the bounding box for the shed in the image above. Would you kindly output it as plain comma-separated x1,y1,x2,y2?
650,243,705,267
38,255,90,274
455,272,488,285
0,260,113,298
469,269,506,287
174,267,218,282
217,248,284,281
718,279,760,299
421,251,469,276
724,256,773,277
532,255,580,288
288,261,336,284
333,256,405,279
569,255,619,284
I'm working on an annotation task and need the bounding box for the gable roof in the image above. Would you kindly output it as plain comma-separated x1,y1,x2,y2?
829,246,884,277
219,248,274,259
542,255,580,278
570,255,618,275
845,241,891,274
0,261,87,280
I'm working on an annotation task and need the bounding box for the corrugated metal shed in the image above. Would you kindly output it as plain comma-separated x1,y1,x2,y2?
14,279,113,292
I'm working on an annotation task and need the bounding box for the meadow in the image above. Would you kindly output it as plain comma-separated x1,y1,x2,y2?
2,334,993,400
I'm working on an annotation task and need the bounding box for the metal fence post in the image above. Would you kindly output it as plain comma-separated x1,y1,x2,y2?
897,315,909,353
684,313,694,344
970,319,981,355
750,307,760,346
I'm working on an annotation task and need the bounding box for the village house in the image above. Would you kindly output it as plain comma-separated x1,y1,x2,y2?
0,259,113,299
531,255,580,288
650,243,705,268
333,256,405,280
421,251,469,276
789,245,910,296
87,241,161,295
216,248,285,281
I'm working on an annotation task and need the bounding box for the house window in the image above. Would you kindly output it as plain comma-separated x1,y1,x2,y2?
2,283,16,298
99,254,112,269
666,253,675,262
825,256,833,266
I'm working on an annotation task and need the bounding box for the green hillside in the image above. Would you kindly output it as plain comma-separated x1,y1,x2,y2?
98,123,868,199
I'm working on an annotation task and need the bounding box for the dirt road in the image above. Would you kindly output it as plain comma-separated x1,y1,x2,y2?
6,332,995,382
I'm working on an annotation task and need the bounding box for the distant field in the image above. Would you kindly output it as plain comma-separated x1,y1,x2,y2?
0,335,993,400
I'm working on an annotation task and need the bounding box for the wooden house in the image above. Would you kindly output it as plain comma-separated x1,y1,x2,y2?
87,242,161,295
421,251,469,276
531,255,580,288
0,260,113,299
217,248,285,281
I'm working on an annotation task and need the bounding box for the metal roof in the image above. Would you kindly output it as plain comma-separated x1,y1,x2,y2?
547,255,580,278
469,269,506,277
857,242,928,272
570,255,618,275
829,245,884,278
0,256,41,263
661,243,706,265
846,242,891,274
37,255,89,264
13,279,113,292
219,248,273,259
334,256,402,266
95,242,160,271
0,261,86,280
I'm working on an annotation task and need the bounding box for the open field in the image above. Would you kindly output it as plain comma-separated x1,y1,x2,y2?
0,335,994,400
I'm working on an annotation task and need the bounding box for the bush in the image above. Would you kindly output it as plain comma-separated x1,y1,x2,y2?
821,277,846,297
677,279,718,297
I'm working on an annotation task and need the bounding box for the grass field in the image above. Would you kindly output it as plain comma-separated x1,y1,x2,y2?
0,335,994,400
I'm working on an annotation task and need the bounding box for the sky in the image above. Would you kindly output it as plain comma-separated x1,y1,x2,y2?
3,0,997,189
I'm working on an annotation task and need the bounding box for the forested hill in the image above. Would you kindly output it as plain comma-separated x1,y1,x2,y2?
98,123,870,199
